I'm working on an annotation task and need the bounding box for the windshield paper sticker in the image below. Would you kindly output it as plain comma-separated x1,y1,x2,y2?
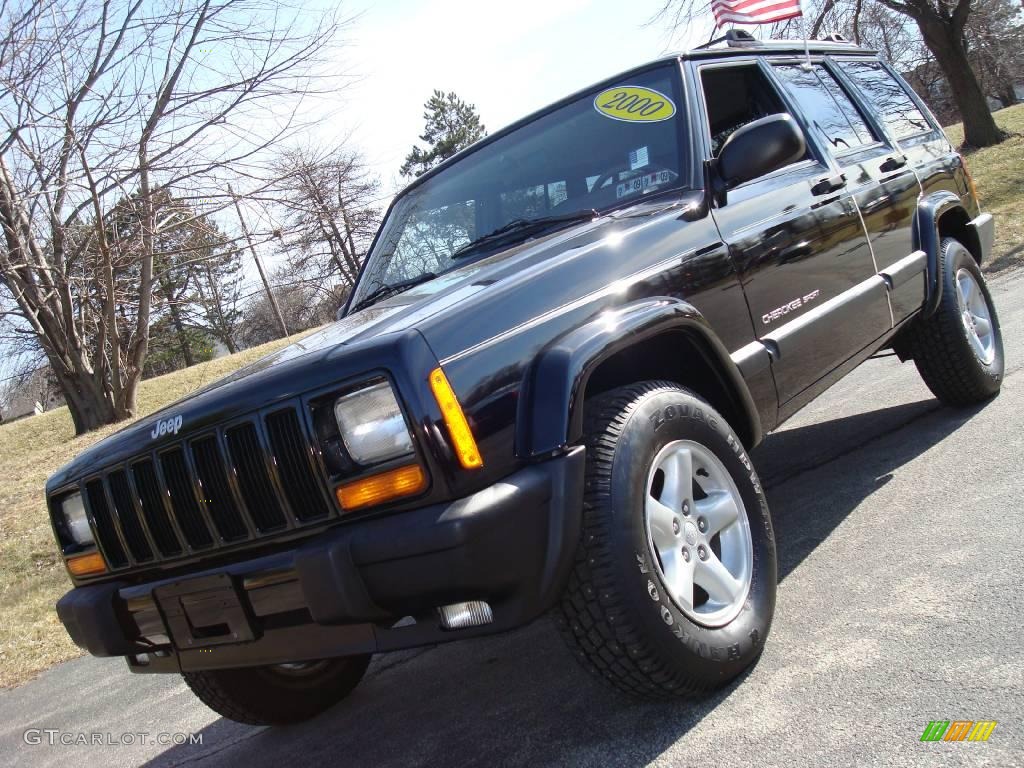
616,170,674,199
594,86,676,122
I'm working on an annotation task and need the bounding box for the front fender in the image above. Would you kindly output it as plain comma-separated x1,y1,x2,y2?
517,297,761,458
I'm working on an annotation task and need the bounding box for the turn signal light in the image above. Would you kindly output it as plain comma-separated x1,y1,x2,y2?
336,464,426,511
66,551,107,577
428,367,483,469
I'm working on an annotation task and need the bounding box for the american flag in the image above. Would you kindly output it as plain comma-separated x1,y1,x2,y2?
711,0,803,25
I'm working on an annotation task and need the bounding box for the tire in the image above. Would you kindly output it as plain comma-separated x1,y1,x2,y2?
557,381,776,698
906,237,1004,406
182,654,371,725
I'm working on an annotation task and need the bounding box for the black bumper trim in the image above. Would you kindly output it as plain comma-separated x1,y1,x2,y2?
55,448,585,670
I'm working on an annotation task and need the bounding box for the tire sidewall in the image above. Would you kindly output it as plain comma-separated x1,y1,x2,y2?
942,239,1004,384
606,386,776,684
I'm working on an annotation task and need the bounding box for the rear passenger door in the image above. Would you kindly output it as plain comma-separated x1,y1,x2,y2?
695,58,890,406
835,58,943,321
771,60,920,325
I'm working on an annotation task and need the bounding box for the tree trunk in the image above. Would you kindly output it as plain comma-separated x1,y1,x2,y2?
918,17,1005,148
160,275,196,367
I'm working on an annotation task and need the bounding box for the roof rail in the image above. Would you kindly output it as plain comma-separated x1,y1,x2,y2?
818,33,854,44
693,29,860,52
694,29,759,51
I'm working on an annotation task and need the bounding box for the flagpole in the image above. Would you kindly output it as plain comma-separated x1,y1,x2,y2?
800,4,812,70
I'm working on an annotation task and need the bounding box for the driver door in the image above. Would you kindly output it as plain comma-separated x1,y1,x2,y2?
695,58,890,409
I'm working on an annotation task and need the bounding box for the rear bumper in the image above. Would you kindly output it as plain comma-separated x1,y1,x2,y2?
55,448,585,673
969,212,995,263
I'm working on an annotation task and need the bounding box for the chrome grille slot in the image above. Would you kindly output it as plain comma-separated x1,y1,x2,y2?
159,448,214,549
107,470,153,562
83,479,128,568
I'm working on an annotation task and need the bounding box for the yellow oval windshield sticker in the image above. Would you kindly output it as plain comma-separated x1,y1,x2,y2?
594,86,676,123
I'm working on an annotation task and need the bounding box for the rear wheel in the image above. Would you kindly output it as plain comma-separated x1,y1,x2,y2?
905,237,1003,406
558,381,776,698
182,654,371,725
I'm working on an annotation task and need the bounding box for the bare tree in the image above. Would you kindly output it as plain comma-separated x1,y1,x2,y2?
270,145,381,292
0,0,345,433
652,0,1007,147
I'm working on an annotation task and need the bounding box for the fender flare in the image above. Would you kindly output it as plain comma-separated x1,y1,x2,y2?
913,190,970,318
516,297,763,458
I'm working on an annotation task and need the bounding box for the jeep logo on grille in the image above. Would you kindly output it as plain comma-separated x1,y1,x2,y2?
151,415,183,440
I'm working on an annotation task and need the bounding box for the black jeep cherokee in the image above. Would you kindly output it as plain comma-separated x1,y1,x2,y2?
48,34,1002,725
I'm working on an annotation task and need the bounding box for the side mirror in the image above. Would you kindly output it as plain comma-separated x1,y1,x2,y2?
712,114,806,203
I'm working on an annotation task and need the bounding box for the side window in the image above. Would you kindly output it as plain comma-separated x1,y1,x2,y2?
700,64,795,158
773,64,875,153
840,61,931,140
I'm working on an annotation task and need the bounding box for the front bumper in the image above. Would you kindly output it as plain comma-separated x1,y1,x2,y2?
56,448,584,673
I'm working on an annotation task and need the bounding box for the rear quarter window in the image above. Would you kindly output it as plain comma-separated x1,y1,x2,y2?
839,60,932,140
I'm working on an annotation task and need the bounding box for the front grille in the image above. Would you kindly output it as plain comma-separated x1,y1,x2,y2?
76,405,334,572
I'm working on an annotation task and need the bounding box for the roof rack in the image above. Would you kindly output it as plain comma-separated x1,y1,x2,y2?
694,29,860,51
694,29,758,50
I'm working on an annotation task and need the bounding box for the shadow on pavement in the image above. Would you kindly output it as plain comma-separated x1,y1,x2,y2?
144,398,982,768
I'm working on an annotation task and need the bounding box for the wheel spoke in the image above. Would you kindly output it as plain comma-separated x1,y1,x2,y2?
694,551,743,605
972,314,991,338
958,274,973,306
662,549,695,612
646,496,678,552
696,489,739,536
659,446,692,512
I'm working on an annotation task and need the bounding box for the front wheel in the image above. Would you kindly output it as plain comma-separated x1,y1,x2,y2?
182,654,371,725
558,381,776,698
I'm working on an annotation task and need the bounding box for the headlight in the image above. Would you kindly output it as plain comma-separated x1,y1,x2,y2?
61,493,94,545
333,381,414,464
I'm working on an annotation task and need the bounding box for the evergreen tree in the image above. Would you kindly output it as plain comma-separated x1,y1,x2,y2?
400,90,487,178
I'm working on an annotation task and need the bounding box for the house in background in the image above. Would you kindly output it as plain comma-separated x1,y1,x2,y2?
0,367,64,424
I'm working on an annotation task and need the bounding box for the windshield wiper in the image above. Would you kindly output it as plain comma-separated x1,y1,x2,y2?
450,209,599,260
350,271,438,313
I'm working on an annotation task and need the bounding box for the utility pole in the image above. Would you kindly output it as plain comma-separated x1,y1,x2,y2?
228,184,288,338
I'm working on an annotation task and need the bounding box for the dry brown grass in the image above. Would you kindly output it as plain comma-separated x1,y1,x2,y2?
0,333,308,688
944,105,1024,274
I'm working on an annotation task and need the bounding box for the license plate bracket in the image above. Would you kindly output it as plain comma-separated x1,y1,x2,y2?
154,573,258,649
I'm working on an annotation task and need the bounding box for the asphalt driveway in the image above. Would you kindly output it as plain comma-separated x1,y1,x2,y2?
2,269,1022,768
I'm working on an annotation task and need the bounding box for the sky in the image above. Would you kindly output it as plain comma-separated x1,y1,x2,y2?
333,0,712,195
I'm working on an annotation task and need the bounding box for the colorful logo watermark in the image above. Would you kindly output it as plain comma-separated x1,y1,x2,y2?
920,720,997,742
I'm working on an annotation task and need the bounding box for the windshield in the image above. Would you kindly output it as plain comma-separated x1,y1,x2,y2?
351,63,686,308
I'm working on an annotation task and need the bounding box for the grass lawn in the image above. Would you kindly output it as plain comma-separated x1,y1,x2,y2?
944,104,1024,274
1,107,1021,690
0,334,305,688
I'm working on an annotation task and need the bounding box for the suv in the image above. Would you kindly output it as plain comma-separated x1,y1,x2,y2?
48,34,1001,725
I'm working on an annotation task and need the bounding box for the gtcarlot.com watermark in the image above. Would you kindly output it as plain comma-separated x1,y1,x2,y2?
24,729,202,747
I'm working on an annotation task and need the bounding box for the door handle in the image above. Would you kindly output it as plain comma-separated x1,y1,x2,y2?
879,155,908,173
811,173,846,196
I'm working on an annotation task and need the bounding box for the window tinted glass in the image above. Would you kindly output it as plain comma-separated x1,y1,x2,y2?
774,64,874,152
840,61,931,140
700,65,793,157
354,65,685,301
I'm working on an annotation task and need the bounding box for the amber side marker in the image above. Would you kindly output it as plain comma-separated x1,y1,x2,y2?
428,367,483,469
336,464,427,511
66,551,107,577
